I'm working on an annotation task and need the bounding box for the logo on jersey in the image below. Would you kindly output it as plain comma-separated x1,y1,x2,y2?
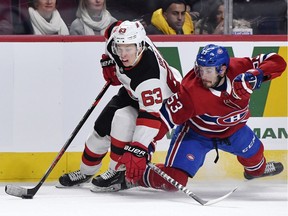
216,107,249,126
198,106,249,127
186,154,195,161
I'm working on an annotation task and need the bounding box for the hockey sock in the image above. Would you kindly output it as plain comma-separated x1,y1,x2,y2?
237,143,266,177
139,164,189,191
109,136,129,169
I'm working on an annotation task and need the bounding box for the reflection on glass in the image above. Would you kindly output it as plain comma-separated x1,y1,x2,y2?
0,0,286,35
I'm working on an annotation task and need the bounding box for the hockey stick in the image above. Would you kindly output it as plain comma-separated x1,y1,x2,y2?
148,162,237,206
5,81,111,199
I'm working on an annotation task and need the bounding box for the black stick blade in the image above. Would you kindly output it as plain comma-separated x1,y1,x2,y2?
5,185,33,199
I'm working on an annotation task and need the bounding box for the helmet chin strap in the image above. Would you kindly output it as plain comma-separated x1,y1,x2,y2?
212,75,225,88
129,46,146,67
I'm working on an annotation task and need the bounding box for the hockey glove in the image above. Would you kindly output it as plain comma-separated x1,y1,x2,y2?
100,54,121,86
116,142,148,184
232,68,264,100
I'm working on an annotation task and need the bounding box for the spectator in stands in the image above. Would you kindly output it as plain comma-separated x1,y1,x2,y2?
194,0,251,35
28,0,69,35
0,7,33,35
194,0,224,34
70,0,117,35
0,19,13,35
185,1,200,23
145,0,194,35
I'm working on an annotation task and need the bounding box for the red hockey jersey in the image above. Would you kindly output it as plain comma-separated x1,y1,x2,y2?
163,53,286,138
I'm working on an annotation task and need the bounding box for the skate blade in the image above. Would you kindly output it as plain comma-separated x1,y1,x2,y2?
55,182,91,189
90,184,121,193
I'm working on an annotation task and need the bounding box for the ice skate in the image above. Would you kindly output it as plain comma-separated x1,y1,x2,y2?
90,168,135,192
56,170,92,188
244,161,284,180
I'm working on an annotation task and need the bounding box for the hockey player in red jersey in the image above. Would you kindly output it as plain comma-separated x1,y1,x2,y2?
107,44,286,191
57,20,181,191
131,44,286,191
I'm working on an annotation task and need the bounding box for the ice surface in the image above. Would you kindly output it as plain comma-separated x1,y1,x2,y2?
1,179,287,216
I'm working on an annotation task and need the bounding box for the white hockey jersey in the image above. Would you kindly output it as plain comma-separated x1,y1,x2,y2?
105,35,181,148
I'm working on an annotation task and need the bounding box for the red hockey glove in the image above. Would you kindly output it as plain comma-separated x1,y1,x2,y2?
232,68,264,100
116,142,148,184
100,54,121,86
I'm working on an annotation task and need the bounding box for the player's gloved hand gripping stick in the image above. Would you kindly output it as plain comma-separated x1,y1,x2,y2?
232,68,264,100
5,81,111,199
116,142,149,184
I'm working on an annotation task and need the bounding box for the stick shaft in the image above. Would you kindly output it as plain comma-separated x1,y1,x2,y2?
6,82,111,198
147,162,237,206
36,82,111,189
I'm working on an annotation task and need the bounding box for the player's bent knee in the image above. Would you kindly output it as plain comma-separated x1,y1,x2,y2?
85,130,110,153
111,106,137,141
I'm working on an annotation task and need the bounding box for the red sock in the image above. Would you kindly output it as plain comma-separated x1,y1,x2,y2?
139,164,189,191
237,143,266,176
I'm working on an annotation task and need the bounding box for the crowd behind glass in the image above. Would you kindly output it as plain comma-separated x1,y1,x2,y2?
0,0,287,35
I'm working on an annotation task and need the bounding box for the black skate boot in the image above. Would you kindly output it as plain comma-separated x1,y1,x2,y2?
90,168,134,192
244,161,284,180
56,170,92,188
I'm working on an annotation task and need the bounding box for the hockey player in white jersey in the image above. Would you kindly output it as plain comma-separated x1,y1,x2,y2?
57,20,181,191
